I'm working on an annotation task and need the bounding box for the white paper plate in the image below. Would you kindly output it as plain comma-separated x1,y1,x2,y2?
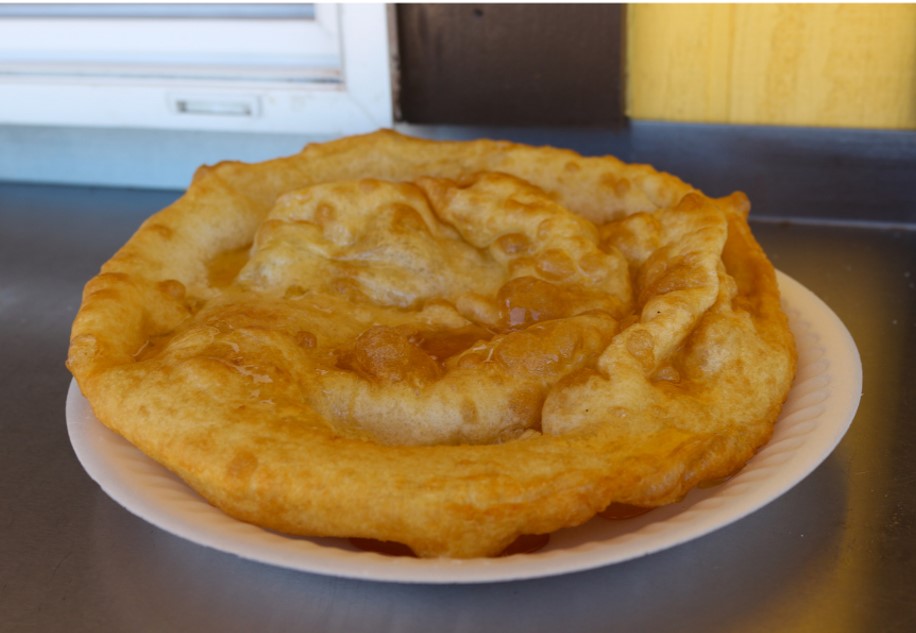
66,271,862,584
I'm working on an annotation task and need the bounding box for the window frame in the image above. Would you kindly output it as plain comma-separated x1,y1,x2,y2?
0,4,393,134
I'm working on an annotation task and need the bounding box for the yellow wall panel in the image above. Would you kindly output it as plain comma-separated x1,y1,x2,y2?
627,4,916,129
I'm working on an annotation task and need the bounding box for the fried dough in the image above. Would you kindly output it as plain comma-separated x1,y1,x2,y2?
67,130,796,558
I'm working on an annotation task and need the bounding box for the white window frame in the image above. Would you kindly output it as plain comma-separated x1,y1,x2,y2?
0,4,393,135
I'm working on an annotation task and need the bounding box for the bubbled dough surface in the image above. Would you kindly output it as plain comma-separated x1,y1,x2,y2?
67,130,796,558
210,173,628,446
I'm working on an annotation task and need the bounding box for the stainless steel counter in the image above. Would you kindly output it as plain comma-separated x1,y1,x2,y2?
2,181,914,632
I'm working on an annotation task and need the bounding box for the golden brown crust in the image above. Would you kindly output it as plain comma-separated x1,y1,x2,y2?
68,130,796,558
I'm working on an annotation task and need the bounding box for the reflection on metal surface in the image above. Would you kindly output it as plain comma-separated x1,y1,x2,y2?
1,182,914,631
755,221,916,632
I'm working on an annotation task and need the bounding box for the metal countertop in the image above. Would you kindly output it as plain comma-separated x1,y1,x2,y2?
1,181,914,632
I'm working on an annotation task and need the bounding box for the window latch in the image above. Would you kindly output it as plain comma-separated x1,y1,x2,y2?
169,94,261,117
